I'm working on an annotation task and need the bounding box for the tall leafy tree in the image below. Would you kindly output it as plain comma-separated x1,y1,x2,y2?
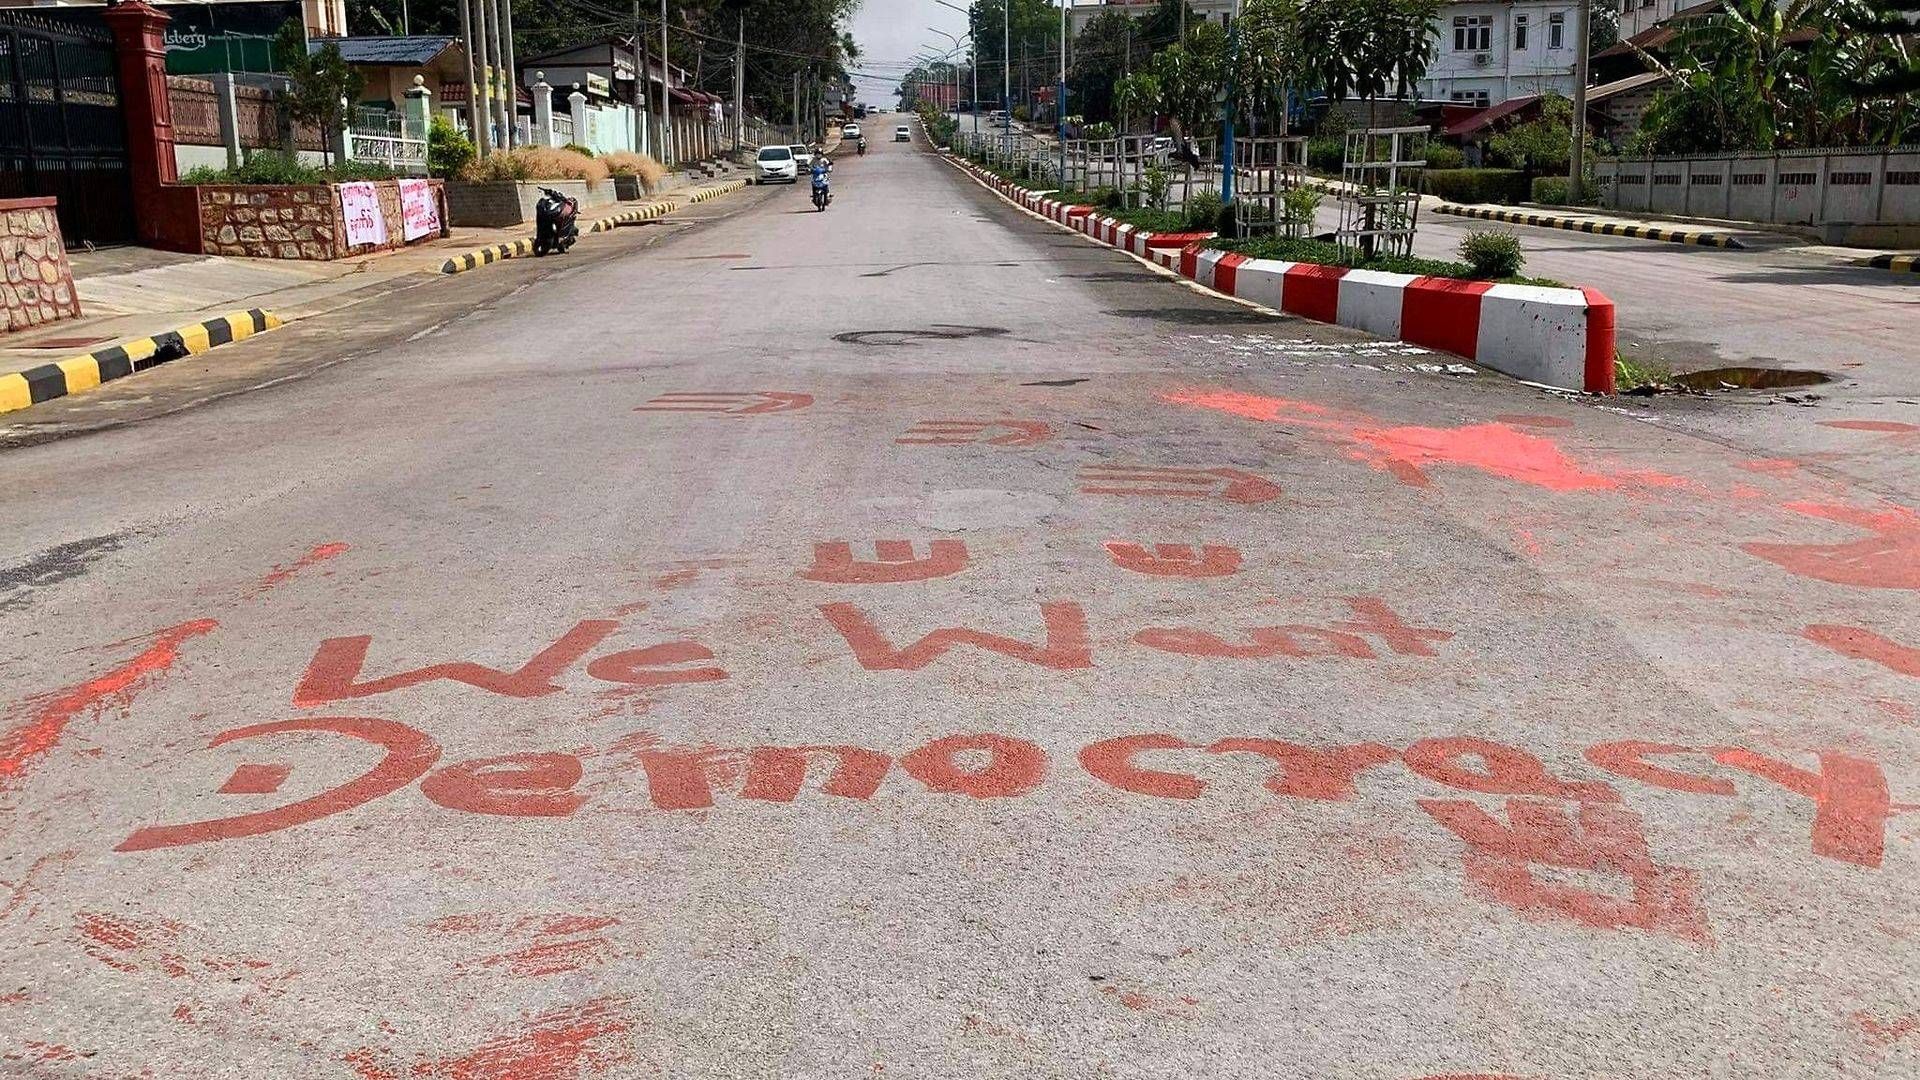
1067,11,1149,124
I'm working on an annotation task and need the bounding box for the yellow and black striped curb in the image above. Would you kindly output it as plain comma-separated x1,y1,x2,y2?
1864,253,1919,274
440,238,534,275
443,181,749,270
1,309,282,417
1433,203,1747,249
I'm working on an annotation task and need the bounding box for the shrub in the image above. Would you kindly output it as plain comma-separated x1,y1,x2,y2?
178,164,229,184
563,143,596,157
231,150,322,185
1532,176,1570,205
427,117,474,179
459,151,530,182
1458,229,1525,279
1423,143,1465,170
1140,163,1170,210
462,146,609,185
601,150,667,191
1420,167,1527,204
1280,185,1323,235
1184,188,1223,232
1082,121,1116,140
1307,136,1343,172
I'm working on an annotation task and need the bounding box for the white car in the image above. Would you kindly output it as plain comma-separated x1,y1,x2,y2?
790,144,815,168
894,125,911,142
842,123,862,140
755,145,797,184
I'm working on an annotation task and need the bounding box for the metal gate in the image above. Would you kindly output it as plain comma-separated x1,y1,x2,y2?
0,12,132,247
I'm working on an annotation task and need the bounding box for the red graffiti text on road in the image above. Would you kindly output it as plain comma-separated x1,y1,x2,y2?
634,391,812,416
895,419,1053,446
801,540,970,584
1105,542,1242,578
1078,465,1281,504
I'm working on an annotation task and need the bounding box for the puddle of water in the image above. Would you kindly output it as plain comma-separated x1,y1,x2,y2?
1671,366,1833,392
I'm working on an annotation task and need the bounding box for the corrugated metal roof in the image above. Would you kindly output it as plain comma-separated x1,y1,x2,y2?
1586,71,1670,102
312,36,457,66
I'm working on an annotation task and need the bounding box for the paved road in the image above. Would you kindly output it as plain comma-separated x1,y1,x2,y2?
2,127,1917,1079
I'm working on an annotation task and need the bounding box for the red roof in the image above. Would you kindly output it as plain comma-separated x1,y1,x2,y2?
1443,95,1541,137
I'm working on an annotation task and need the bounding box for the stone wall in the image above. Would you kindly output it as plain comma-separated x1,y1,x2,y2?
200,185,337,260
0,197,81,334
194,180,448,260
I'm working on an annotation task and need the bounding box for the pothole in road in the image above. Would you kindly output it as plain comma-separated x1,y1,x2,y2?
1670,366,1833,392
833,325,1010,347
1022,377,1089,386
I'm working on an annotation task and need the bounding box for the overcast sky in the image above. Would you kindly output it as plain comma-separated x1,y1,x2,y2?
848,0,974,107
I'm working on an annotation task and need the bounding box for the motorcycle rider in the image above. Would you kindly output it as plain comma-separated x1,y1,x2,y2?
810,154,831,206
857,135,868,155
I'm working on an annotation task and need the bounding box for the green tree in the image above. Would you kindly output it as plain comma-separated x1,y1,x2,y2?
969,0,1063,111
1298,0,1442,115
1147,20,1227,137
1111,71,1160,134
276,20,364,166
1236,0,1315,133
1067,11,1150,125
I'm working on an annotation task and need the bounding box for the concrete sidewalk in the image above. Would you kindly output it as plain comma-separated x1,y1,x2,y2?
0,178,750,402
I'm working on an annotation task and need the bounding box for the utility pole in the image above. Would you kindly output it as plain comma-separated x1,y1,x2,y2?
633,0,646,155
467,0,490,158
457,0,478,152
792,70,800,141
1569,0,1591,202
734,14,745,151
1222,0,1239,207
659,0,671,165
500,0,516,147
485,0,504,149
1001,0,1010,156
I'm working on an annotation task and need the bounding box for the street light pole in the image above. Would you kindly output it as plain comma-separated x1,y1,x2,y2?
1002,0,1010,156
1058,0,1066,187
1569,0,1591,202
932,0,978,135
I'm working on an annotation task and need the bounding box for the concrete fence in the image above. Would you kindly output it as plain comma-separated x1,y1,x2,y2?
1594,147,1920,244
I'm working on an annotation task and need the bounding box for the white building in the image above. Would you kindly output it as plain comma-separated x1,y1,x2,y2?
1066,0,1236,38
1416,0,1582,108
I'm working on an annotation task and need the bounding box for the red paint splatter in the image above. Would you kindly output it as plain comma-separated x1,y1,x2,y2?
1739,458,1802,474
1097,983,1197,1016
1805,625,1920,678
0,990,28,1006
1742,502,1920,590
254,542,349,594
18,1042,79,1063
0,619,217,786
1856,1011,1920,1046
345,996,634,1080
428,913,626,978
1821,420,1919,434
1163,389,1680,492
652,568,700,589
76,912,192,977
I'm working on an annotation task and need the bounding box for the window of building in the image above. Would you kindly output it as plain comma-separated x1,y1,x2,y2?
1453,15,1493,51
1451,90,1491,108
1514,14,1529,49
1548,12,1566,48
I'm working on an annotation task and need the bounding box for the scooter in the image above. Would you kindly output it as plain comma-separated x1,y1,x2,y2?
533,187,578,255
856,138,867,156
812,177,832,211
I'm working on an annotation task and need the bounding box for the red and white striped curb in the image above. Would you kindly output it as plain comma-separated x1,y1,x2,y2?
957,161,1616,394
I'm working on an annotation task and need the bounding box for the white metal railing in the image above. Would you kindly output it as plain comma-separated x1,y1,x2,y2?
349,131,428,173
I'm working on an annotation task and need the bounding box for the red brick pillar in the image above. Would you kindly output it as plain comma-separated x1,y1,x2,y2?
103,0,178,247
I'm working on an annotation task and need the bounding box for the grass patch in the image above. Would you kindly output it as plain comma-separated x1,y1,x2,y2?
1207,235,1563,287
1614,353,1672,390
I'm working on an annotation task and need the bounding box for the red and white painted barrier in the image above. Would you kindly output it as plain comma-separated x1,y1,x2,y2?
960,162,1616,393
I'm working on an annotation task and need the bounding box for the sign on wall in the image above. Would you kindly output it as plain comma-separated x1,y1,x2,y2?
160,2,304,75
339,182,388,248
398,179,441,242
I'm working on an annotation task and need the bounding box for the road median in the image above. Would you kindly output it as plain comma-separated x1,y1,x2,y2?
1431,203,1748,249
947,156,1616,394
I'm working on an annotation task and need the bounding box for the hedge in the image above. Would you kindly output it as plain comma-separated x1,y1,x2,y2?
1420,168,1528,205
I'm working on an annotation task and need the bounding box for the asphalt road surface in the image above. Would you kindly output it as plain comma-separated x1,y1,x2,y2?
1,124,1916,1079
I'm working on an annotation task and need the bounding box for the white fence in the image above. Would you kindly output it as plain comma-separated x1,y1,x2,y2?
1594,148,1920,226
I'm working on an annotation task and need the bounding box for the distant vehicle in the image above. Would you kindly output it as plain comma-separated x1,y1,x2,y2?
790,144,814,168
894,125,911,142
1150,135,1173,155
989,109,1007,122
842,123,862,140
533,187,578,256
755,145,798,184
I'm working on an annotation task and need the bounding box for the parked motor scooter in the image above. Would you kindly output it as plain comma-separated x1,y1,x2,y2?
533,187,578,255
